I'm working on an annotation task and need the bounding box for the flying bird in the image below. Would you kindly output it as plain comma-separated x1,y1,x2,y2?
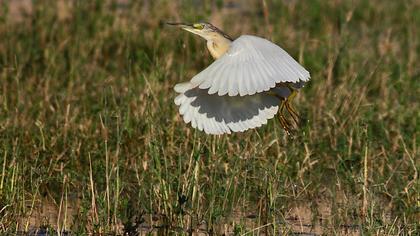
168,22,310,135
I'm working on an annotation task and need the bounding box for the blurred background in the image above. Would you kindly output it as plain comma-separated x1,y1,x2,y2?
0,0,418,235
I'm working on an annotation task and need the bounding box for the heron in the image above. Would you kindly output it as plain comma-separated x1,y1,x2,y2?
168,22,310,135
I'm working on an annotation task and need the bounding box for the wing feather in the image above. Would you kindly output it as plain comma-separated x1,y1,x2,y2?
228,63,239,96
191,35,310,96
208,62,227,94
237,62,246,96
174,82,280,134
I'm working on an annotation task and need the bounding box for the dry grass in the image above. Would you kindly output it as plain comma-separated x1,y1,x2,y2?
0,0,419,235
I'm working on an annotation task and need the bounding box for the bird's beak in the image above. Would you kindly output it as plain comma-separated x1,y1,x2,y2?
166,22,198,34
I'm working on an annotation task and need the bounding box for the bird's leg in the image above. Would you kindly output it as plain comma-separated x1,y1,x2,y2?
284,86,300,126
277,98,293,135
270,91,294,134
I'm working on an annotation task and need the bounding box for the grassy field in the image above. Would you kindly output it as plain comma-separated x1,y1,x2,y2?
0,0,419,235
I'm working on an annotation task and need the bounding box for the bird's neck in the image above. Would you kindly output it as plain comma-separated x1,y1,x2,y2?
206,35,232,59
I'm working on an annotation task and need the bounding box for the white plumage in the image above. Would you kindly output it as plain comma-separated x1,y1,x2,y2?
174,82,280,135
191,35,310,96
173,34,310,135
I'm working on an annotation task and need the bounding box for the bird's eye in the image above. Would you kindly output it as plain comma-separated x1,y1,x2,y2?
193,24,204,30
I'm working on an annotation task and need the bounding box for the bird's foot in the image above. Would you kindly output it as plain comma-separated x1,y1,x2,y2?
277,113,293,135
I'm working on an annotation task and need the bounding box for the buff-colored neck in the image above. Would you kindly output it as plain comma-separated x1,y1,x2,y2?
206,34,232,59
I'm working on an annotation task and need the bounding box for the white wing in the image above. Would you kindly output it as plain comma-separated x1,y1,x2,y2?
190,35,310,96
174,82,280,135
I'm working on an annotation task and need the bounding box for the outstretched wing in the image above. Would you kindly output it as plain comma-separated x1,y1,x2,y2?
174,82,280,135
190,35,310,96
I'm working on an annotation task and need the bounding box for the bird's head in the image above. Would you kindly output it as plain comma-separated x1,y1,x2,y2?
167,22,233,41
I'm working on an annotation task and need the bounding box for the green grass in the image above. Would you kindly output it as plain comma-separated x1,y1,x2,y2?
0,0,419,235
